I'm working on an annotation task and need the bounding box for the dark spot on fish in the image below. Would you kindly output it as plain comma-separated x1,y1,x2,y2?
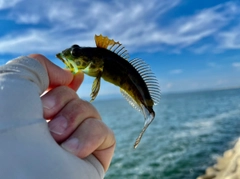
82,62,87,66
111,76,117,81
120,78,125,86
76,61,81,66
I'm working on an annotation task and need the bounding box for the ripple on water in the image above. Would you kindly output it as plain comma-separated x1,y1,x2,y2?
94,89,240,179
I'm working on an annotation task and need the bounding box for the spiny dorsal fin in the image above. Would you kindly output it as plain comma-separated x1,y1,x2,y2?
95,34,129,60
129,58,161,105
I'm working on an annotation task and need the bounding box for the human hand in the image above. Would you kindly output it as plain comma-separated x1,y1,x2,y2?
29,54,115,171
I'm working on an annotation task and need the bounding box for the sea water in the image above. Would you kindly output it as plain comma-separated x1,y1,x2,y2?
93,88,240,179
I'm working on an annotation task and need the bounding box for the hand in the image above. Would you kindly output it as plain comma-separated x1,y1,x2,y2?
29,54,115,171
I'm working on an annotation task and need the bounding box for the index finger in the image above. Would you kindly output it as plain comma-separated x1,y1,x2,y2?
29,54,83,90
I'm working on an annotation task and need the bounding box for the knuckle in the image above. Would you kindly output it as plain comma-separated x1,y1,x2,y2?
83,118,99,127
63,99,93,124
71,99,90,114
83,118,106,134
53,86,77,104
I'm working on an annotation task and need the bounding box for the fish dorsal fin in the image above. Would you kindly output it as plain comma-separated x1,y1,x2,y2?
130,58,161,105
120,88,142,113
95,34,130,60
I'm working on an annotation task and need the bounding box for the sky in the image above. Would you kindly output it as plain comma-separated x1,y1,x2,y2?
0,0,240,99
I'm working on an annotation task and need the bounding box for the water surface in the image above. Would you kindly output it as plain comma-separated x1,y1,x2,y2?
93,88,240,179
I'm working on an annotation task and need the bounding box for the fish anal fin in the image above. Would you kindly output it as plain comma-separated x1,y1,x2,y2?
90,74,102,102
120,88,142,113
95,34,130,60
134,110,155,148
120,88,156,148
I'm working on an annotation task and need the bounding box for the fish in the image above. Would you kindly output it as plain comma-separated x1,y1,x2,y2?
56,34,161,148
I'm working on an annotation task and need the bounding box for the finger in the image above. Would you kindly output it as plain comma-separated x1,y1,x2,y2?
68,71,84,91
29,54,74,88
61,118,116,171
41,86,78,119
47,98,101,143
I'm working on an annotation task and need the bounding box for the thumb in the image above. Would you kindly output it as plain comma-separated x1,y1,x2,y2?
29,54,74,88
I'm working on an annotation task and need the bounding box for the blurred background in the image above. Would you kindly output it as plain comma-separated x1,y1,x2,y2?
1,0,240,178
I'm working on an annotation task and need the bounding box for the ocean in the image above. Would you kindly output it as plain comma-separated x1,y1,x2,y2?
92,88,240,179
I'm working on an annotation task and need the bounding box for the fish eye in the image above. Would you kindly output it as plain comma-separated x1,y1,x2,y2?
71,46,82,57
71,44,80,48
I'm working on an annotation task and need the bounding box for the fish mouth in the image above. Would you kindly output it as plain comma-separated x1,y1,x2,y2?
56,53,71,68
56,53,66,63
56,53,79,74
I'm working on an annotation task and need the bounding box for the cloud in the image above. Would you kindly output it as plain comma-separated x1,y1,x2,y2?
169,69,183,74
232,62,240,68
165,83,173,89
0,0,22,9
207,62,222,68
0,0,181,54
0,29,96,54
190,44,213,54
160,76,237,93
217,25,240,50
0,0,240,55
163,2,240,49
215,79,226,86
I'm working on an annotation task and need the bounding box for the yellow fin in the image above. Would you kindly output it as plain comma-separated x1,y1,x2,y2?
95,34,118,49
90,74,101,102
95,34,130,60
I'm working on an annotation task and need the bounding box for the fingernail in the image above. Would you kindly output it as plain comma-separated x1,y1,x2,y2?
48,116,68,135
61,138,79,154
42,97,55,109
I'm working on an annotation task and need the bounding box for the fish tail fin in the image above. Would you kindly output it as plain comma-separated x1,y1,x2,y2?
134,107,155,149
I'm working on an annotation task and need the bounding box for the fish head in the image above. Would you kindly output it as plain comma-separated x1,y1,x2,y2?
56,44,91,74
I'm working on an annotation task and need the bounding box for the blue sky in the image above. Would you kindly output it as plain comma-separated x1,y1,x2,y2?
0,0,240,99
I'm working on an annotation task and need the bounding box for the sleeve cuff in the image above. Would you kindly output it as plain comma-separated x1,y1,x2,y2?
4,56,49,94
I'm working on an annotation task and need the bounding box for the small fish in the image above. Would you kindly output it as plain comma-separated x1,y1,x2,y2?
56,35,161,148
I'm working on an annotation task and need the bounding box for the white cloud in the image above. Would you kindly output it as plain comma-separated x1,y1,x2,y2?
0,29,95,54
216,79,226,85
190,44,213,54
232,62,240,68
0,0,239,55
0,0,21,9
169,69,183,74
217,25,240,50
166,83,173,89
16,14,40,24
207,62,221,68
155,2,239,47
0,0,181,54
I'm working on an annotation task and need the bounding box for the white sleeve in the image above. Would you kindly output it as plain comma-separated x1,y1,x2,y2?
0,56,105,179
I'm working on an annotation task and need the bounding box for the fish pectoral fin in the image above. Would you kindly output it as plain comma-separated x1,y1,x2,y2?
90,74,102,102
82,62,92,74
